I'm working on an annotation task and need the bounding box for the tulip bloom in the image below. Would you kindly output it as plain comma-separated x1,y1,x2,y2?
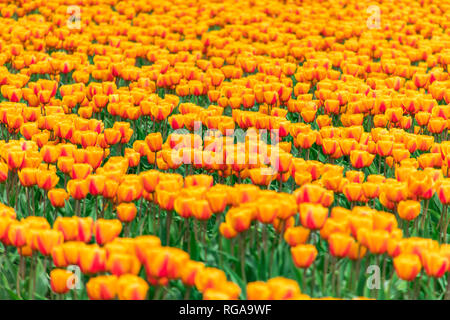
104,128,121,146
438,180,450,205
95,219,123,245
299,203,328,230
67,179,89,200
343,183,363,202
103,179,119,199
8,222,28,247
76,217,93,243
294,184,326,205
266,277,302,300
256,202,279,224
328,232,355,258
117,275,149,300
145,132,163,153
140,170,160,193
50,269,75,295
205,191,228,214
86,275,117,300
350,150,375,169
79,245,107,274
422,250,448,278
116,203,137,223
284,226,310,247
87,174,106,196
18,168,37,187
36,230,64,256
107,253,141,276
291,244,317,268
194,267,228,293
408,171,433,199
181,260,205,287
393,253,422,281
226,208,252,233
48,188,69,208
191,200,213,221
366,230,389,255
397,200,421,221
71,163,92,180
219,222,238,239
60,241,85,265
36,170,59,191
7,150,25,170
53,217,78,241
247,281,271,300
117,181,142,203
51,245,68,268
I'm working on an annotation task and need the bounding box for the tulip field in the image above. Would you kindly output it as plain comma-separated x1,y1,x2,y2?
0,0,449,301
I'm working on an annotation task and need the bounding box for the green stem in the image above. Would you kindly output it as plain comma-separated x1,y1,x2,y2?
323,254,329,295
239,232,246,284
17,254,23,299
165,210,172,246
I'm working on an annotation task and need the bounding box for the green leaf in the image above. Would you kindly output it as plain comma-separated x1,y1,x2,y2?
1,273,20,300
34,260,49,298
222,264,246,300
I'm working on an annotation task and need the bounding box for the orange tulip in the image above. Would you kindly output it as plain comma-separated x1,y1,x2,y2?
76,217,93,243
219,222,238,239
86,275,117,300
79,245,107,274
256,202,279,224
95,219,123,245
408,171,433,199
284,226,310,246
145,132,163,153
397,200,421,221
291,244,317,268
116,203,137,223
106,253,141,276
343,183,363,202
67,179,89,200
246,281,271,300
328,232,355,258
181,260,205,287
35,230,64,256
228,208,252,233
8,222,28,247
393,253,422,281
299,203,328,230
117,275,149,300
36,170,59,191
366,230,389,255
422,250,448,278
48,188,69,208
18,168,37,187
438,180,450,205
350,150,375,169
191,199,213,221
71,163,92,180
7,150,25,170
50,269,73,295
